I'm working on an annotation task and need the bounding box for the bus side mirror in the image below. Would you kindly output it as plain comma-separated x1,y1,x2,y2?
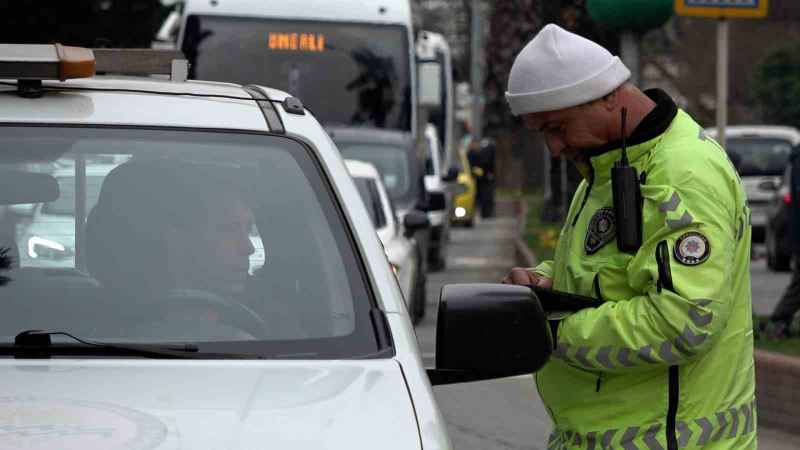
418,61,442,108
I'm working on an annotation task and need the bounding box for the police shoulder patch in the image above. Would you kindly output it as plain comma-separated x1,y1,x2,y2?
585,207,616,254
674,231,710,266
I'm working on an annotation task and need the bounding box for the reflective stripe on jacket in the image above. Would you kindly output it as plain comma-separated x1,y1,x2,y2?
534,110,756,450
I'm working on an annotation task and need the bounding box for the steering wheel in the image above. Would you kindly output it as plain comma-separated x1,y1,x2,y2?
144,288,271,339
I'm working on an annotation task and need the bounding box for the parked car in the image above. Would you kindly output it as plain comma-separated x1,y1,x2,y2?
328,126,432,317
345,159,428,321
765,163,794,271
0,44,557,449
450,144,477,227
423,124,458,270
708,125,800,242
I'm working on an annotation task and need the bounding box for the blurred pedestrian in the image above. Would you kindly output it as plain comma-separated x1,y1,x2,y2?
468,136,496,218
501,24,755,449
766,146,800,338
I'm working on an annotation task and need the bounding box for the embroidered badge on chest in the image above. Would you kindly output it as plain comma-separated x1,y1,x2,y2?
674,231,710,265
585,207,616,254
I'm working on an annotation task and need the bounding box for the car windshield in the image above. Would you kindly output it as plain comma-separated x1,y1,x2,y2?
726,137,793,176
181,15,411,131
0,126,379,359
338,144,411,204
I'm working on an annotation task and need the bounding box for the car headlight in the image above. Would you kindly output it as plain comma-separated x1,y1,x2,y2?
455,207,467,218
28,236,73,260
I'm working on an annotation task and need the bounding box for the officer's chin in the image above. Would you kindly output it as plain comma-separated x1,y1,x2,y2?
560,151,581,162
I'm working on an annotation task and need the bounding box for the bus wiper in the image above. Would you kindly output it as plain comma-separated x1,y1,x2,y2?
4,330,262,360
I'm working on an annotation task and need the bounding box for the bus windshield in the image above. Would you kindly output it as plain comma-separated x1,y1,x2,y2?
181,15,412,131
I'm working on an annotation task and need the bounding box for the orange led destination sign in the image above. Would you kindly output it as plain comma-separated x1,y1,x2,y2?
268,33,326,52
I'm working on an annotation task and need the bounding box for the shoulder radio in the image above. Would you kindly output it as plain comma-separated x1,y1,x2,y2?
611,107,643,252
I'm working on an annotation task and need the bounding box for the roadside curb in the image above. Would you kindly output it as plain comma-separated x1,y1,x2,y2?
512,196,800,436
754,349,800,434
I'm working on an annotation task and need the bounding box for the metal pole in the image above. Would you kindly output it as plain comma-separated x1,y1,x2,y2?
75,155,86,270
716,18,728,149
470,0,483,142
620,31,640,87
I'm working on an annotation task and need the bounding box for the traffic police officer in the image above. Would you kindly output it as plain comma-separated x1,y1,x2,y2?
502,24,756,449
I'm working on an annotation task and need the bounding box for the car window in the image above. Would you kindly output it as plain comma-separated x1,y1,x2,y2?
337,144,411,202
353,177,387,229
0,126,379,359
726,137,793,176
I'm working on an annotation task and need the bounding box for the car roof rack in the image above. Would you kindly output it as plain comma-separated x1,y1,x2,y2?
0,44,189,98
93,48,188,81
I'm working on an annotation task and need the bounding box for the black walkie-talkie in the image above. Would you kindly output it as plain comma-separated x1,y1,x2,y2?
611,107,643,252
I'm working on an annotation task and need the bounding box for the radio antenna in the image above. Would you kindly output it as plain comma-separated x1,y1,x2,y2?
620,107,628,165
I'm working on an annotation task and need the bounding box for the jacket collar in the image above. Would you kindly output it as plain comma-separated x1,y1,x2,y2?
576,89,678,180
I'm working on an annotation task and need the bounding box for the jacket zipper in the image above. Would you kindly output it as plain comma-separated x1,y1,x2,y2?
592,273,603,301
571,171,595,227
656,241,674,292
656,240,679,450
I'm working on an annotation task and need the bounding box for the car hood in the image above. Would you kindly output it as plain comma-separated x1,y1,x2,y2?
0,359,421,450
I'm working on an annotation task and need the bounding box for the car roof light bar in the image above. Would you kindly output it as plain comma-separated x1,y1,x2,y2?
0,43,96,81
0,43,96,98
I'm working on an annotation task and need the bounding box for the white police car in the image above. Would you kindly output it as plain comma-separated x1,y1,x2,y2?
0,44,551,449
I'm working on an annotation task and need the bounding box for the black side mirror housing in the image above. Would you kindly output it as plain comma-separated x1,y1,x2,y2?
403,210,430,236
442,167,459,183
427,283,553,386
420,191,446,212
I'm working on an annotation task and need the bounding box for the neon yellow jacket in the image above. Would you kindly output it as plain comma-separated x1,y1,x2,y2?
533,107,756,449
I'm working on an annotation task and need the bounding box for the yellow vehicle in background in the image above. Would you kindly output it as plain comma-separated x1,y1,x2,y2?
451,146,476,227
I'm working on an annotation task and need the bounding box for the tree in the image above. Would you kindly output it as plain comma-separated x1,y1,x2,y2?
0,0,169,48
751,44,800,126
482,1,619,215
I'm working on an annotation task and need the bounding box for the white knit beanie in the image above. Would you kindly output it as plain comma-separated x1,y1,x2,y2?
505,24,631,116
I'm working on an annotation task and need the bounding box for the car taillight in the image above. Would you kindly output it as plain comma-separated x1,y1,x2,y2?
784,193,791,205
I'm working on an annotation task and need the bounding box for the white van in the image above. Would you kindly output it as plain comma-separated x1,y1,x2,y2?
709,125,800,242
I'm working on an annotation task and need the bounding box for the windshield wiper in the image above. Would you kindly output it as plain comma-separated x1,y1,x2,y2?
3,330,262,360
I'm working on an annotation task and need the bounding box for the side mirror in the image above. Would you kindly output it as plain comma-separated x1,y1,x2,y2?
427,284,553,385
442,167,459,183
421,192,446,212
403,210,430,236
418,62,443,108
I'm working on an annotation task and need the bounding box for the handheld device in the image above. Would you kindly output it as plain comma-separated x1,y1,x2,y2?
526,285,604,319
611,107,643,252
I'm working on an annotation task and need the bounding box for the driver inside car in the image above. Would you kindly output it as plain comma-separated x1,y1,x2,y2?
86,159,270,339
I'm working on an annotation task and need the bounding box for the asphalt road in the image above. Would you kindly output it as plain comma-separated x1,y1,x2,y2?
750,246,792,316
414,220,796,449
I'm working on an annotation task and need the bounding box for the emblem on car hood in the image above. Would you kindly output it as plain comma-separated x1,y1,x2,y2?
0,397,168,450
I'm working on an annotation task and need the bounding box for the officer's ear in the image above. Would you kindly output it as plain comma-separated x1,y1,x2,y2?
601,89,619,111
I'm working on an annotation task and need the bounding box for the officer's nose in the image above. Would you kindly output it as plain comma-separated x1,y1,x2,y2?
545,134,566,157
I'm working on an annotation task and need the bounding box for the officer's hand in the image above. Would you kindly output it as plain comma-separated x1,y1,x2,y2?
501,267,553,288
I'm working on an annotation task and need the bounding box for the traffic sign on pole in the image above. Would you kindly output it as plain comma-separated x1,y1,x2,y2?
674,0,768,19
